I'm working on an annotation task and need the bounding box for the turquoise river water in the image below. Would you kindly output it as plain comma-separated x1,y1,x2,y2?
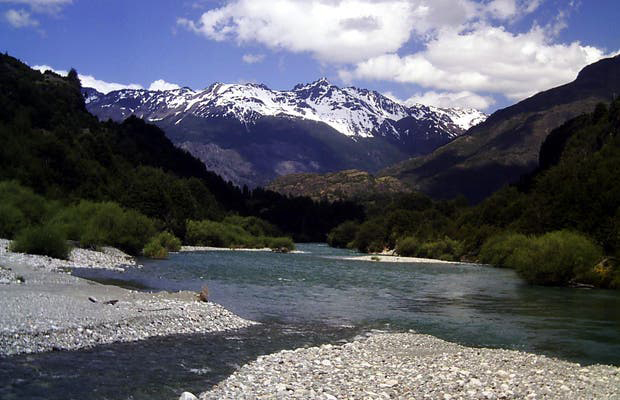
1,243,619,399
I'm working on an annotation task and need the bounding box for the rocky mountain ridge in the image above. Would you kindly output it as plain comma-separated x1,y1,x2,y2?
83,79,486,188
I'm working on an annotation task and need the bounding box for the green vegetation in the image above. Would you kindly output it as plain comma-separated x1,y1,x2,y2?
266,236,295,253
0,53,363,248
51,201,156,255
142,231,182,259
396,236,463,262
328,99,620,288
10,224,70,260
186,219,295,252
327,220,359,248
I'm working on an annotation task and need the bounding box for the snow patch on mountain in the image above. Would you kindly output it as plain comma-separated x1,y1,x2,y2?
83,78,487,139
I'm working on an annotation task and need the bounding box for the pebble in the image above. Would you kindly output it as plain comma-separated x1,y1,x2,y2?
0,238,257,356
179,392,198,400
199,333,620,400
0,238,138,272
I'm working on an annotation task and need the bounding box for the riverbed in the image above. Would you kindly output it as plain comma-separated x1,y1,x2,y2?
2,243,619,399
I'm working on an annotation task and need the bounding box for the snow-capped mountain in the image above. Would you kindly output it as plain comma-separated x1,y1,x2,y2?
84,78,485,139
83,79,486,188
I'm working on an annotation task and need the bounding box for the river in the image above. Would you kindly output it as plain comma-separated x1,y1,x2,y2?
2,243,619,399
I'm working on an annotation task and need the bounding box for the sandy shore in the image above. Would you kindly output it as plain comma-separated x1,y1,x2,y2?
180,245,304,254
180,245,274,252
0,242,257,356
338,254,462,264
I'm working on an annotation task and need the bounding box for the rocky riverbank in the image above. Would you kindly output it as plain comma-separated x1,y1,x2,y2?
199,332,620,399
0,240,257,356
0,238,137,272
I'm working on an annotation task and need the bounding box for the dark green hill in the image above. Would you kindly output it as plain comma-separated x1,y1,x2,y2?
382,55,620,202
331,98,620,287
0,54,363,240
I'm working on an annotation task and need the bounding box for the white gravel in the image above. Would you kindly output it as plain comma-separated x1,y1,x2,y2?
0,239,257,356
0,238,137,272
200,332,620,400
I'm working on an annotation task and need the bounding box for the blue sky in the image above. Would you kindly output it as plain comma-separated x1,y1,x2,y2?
1,0,619,111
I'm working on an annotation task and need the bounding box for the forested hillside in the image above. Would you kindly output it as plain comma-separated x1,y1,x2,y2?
331,99,620,288
0,54,363,244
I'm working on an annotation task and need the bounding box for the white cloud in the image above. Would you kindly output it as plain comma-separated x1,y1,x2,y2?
179,0,419,63
148,79,181,91
485,0,517,20
384,89,494,110
340,24,612,101
405,90,495,110
32,65,144,94
242,53,265,64
0,0,72,14
4,8,37,27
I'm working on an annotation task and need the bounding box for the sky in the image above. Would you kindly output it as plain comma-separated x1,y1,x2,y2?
1,0,619,112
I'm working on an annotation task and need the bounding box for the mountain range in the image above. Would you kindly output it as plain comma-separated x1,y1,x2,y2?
382,54,620,202
83,79,486,188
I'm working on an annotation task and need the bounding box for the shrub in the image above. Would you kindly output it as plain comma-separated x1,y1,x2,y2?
479,233,530,267
223,215,280,237
63,201,156,255
0,204,26,238
0,181,50,229
395,236,419,257
352,220,386,253
186,219,253,248
268,237,295,252
142,231,182,259
414,237,463,261
154,231,182,252
327,221,359,248
510,231,603,286
10,224,70,260
143,238,168,259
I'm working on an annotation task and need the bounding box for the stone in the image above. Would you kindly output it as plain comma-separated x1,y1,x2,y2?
179,392,198,400
198,285,209,302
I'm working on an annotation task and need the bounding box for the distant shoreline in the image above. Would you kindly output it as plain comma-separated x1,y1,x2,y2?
339,254,464,264
180,245,304,254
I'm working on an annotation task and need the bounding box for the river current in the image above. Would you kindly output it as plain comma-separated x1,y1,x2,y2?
2,243,619,399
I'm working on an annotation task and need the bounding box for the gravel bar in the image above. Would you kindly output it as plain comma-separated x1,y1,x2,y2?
0,240,257,356
200,332,620,400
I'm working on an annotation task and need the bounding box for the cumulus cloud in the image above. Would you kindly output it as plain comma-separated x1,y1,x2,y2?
179,0,613,109
0,0,72,14
32,65,143,94
340,24,611,101
405,90,495,110
385,90,494,110
4,8,38,27
242,53,265,64
178,0,418,63
148,79,181,91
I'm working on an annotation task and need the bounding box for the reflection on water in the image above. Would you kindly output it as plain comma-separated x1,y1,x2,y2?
2,243,619,400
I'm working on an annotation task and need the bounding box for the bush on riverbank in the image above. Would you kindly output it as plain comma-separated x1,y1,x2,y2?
267,237,295,252
223,215,281,237
10,224,70,260
481,230,605,286
327,220,359,248
479,233,530,267
142,231,182,259
0,181,57,238
52,201,156,255
186,219,295,251
396,236,463,261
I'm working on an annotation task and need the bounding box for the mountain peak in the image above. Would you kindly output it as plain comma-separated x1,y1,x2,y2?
293,77,333,91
